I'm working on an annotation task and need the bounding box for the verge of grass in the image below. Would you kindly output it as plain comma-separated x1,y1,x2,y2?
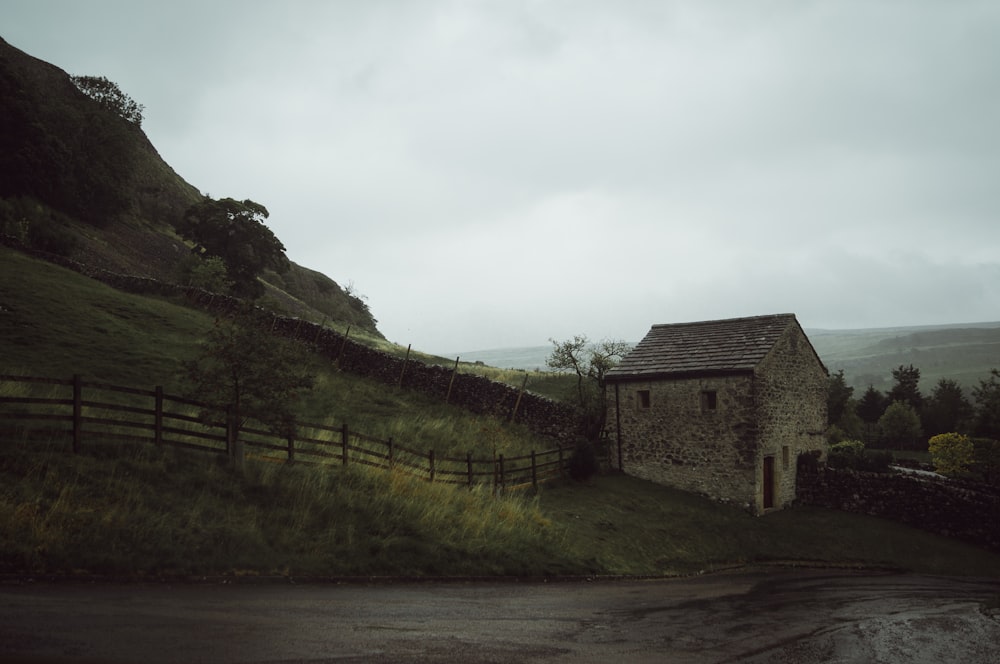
0,443,582,576
539,474,1000,578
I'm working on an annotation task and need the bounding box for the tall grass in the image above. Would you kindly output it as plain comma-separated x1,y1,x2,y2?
0,444,580,576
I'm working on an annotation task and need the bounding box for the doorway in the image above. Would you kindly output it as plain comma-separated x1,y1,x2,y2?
762,456,775,510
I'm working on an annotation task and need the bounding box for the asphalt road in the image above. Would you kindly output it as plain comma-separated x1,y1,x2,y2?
1,568,999,663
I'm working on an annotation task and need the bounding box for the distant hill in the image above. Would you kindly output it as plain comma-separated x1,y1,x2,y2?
457,322,1000,394
0,36,380,336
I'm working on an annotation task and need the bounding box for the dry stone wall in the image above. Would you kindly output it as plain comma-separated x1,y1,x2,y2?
796,462,1000,553
4,236,584,442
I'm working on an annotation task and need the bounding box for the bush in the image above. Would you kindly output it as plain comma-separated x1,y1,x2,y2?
827,440,865,469
928,433,974,477
827,440,892,473
567,439,600,481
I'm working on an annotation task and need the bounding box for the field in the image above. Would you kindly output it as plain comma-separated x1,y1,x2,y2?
3,246,1000,578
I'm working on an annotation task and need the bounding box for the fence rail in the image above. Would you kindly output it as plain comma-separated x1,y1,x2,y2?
0,374,580,490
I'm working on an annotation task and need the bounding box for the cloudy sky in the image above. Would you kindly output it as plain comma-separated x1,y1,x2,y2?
4,1,999,354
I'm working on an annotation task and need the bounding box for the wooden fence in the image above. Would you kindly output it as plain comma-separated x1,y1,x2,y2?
0,374,579,490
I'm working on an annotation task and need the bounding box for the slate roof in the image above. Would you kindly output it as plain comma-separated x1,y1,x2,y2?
605,313,807,381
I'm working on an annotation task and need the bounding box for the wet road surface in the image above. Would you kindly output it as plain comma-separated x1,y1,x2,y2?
1,568,999,663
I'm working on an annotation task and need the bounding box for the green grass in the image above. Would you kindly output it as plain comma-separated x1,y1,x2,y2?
2,444,997,578
542,474,1000,577
3,245,1000,578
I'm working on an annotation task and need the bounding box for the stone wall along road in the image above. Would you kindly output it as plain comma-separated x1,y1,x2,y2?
1,569,999,663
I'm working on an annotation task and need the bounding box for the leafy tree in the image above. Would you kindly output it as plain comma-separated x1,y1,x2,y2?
70,75,145,126
921,379,972,438
546,335,631,439
972,369,1000,439
179,254,234,293
888,364,923,413
185,306,315,469
928,433,974,477
176,197,290,298
877,401,923,450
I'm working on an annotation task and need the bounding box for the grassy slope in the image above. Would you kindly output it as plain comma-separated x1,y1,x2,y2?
2,247,1000,578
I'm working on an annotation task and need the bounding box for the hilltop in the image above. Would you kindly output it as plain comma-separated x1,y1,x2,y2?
0,35,379,335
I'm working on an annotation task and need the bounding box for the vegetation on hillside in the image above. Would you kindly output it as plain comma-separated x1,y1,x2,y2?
0,36,379,336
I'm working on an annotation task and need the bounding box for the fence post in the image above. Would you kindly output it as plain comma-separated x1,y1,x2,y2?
497,454,505,492
287,433,295,463
467,452,473,486
387,437,394,469
336,326,351,368
341,423,349,465
398,344,411,388
154,386,164,446
510,373,528,422
558,446,565,478
313,317,327,345
72,374,82,454
531,450,537,490
446,356,460,403
227,406,245,474
428,449,435,483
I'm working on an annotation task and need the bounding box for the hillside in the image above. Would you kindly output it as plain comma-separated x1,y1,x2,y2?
458,322,1000,394
0,36,379,336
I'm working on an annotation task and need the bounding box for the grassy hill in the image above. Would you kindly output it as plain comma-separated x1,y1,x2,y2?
0,35,379,336
3,246,1000,578
459,322,1000,396
2,37,999,579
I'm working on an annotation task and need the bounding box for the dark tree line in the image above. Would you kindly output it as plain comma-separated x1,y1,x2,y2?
827,364,1000,450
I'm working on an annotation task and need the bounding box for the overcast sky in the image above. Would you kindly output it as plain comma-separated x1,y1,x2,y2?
4,1,999,354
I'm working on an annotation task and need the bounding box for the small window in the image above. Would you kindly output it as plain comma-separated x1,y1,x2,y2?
701,390,718,411
637,390,651,409
782,446,790,470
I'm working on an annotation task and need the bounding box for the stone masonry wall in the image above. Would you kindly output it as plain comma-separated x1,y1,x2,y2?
609,374,759,509
755,325,829,509
797,463,1000,553
3,238,584,442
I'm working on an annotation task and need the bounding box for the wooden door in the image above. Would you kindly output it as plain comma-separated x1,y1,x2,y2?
763,456,775,510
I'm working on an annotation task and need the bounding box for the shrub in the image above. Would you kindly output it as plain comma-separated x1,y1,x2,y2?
827,440,865,469
827,440,892,473
928,433,974,477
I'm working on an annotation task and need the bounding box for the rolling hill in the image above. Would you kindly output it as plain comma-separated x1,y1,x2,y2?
456,321,1000,394
0,35,380,336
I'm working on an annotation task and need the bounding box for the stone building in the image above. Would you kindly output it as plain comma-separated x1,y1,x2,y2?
603,313,828,513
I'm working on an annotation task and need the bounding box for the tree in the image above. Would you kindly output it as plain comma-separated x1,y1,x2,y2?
888,364,923,413
546,335,631,439
70,75,145,126
856,385,887,444
928,433,974,477
185,306,315,469
176,197,290,298
972,369,1000,439
877,401,923,450
857,385,887,423
921,379,972,438
827,370,854,426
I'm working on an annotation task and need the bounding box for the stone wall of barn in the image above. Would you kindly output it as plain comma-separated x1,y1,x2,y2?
606,323,829,514
754,324,830,510
607,373,760,511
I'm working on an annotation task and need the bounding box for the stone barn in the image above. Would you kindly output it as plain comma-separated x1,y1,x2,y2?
603,313,828,514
